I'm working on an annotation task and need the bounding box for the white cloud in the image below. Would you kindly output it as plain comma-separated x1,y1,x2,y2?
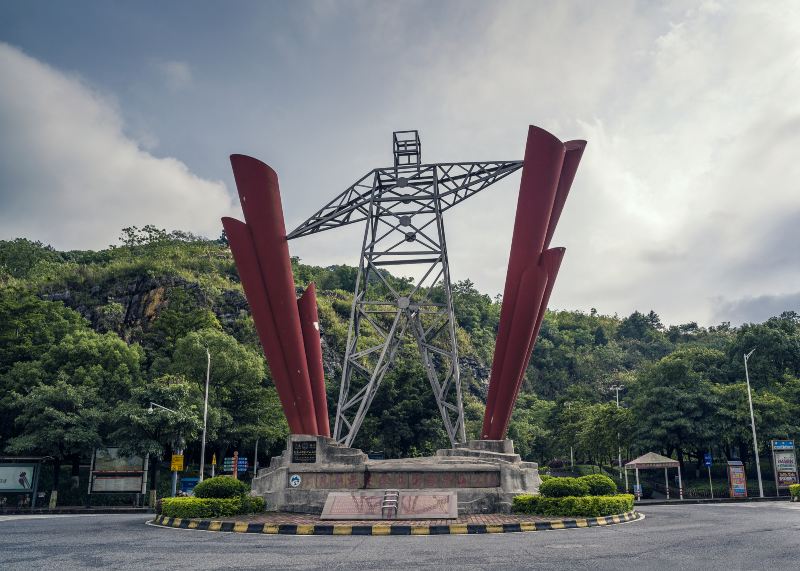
307,0,800,326
0,43,235,250
155,60,193,92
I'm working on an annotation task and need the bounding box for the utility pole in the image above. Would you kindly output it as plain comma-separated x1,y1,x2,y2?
253,438,259,478
148,402,182,497
565,401,575,471
199,348,211,482
609,384,625,481
744,349,764,498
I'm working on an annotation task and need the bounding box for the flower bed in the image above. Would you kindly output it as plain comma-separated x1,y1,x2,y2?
159,496,265,518
512,494,634,517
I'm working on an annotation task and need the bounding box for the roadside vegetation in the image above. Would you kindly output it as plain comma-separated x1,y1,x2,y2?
1,229,798,506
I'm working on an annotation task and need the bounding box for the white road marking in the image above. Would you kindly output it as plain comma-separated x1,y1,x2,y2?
0,514,133,522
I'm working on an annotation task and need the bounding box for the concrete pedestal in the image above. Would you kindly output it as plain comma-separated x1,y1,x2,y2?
251,435,541,514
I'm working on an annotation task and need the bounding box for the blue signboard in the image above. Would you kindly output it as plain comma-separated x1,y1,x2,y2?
772,440,794,450
703,452,712,467
180,477,199,494
222,457,249,472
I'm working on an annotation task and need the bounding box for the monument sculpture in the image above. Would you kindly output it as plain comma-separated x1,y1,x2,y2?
222,125,585,515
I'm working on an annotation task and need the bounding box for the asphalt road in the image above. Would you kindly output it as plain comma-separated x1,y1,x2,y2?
1,502,798,570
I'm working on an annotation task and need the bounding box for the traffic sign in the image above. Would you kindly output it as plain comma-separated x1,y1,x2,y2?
772,440,794,450
703,452,712,467
222,457,249,472
170,454,184,472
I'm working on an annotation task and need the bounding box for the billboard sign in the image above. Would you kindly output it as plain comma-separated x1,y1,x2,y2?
90,475,147,493
89,447,148,494
772,440,794,450
727,461,747,498
0,465,36,491
771,440,798,489
93,448,145,472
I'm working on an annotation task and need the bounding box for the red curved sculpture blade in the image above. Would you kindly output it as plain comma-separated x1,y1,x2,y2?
221,216,303,434
493,247,565,439
298,282,331,437
483,258,549,439
482,126,566,439
543,141,586,250
229,154,318,436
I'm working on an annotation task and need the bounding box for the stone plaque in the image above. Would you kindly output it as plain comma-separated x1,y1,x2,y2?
320,492,385,520
292,440,317,463
398,493,457,518
320,491,458,520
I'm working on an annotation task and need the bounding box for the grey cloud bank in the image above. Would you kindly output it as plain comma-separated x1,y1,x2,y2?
0,0,798,327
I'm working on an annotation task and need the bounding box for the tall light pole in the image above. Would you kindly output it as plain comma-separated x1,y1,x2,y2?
609,384,625,481
744,348,764,498
565,401,575,471
199,348,211,482
148,402,182,497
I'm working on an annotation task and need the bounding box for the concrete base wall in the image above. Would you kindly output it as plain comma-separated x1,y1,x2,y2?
251,436,541,514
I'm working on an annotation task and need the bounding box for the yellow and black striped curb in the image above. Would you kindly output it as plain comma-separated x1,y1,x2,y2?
150,511,640,535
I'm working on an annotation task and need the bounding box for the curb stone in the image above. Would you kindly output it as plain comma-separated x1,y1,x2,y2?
149,511,641,535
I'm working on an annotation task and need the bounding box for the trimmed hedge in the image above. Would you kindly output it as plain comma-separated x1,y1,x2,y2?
160,495,265,518
790,484,800,500
193,476,250,499
513,494,634,517
579,474,617,496
539,477,590,498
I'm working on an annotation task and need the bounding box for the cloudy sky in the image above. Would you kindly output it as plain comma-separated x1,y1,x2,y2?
1,0,798,326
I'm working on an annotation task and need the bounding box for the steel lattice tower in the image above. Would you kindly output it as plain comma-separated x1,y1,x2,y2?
287,131,522,447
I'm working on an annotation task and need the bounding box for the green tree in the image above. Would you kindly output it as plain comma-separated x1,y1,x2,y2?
109,374,204,498
167,328,287,458
631,348,725,467
0,290,88,374
6,377,103,502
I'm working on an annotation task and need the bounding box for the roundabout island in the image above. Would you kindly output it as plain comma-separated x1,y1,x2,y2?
155,125,611,527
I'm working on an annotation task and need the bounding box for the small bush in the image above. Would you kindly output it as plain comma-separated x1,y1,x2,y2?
579,474,617,496
789,484,800,500
160,495,265,518
193,476,249,499
548,459,565,470
539,477,590,498
540,474,553,483
512,494,634,517
240,495,265,513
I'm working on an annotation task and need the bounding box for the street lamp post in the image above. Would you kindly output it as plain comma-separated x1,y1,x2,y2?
148,402,182,497
609,384,625,482
744,349,764,498
565,401,575,471
199,348,211,482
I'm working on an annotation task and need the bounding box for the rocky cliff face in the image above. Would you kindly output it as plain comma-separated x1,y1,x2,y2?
39,271,488,401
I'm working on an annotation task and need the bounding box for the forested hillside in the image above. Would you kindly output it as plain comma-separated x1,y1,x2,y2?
2,227,799,497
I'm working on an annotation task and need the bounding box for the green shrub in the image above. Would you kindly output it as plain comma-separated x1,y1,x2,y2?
539,477,590,498
789,484,800,499
540,474,553,483
160,495,265,518
579,474,617,496
240,495,265,513
512,494,634,517
193,476,249,499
